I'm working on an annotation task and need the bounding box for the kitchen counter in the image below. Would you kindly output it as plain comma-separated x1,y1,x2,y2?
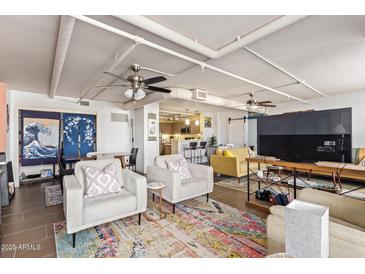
171,140,204,154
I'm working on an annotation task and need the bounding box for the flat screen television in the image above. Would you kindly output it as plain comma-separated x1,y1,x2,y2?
257,108,352,163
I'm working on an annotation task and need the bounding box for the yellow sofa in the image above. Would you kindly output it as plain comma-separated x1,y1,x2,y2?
210,147,260,182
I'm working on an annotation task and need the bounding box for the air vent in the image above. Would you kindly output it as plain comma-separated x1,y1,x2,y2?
111,113,128,122
79,100,90,106
192,89,207,101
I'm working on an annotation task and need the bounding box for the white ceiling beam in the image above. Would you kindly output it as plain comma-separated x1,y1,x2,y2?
77,42,137,103
114,15,217,58
71,15,311,105
49,16,75,99
115,15,314,101
115,15,307,59
216,16,308,57
243,47,327,97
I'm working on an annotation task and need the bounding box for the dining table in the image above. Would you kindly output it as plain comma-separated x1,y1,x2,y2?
86,152,131,168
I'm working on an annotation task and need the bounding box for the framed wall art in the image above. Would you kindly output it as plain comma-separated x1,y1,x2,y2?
20,110,61,166
147,113,157,141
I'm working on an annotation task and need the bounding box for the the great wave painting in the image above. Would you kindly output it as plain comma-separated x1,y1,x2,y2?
21,110,60,166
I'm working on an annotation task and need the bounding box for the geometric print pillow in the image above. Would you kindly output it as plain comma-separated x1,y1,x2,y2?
82,163,122,198
166,158,193,180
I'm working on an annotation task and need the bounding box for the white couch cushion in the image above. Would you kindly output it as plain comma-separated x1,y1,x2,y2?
179,178,208,199
83,188,136,224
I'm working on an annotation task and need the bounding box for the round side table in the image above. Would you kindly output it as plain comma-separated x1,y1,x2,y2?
145,182,166,221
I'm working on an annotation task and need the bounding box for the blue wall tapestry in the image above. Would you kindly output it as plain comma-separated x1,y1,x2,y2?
63,113,96,157
21,110,61,166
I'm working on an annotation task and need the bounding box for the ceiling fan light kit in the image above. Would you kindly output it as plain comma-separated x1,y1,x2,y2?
134,88,146,100
102,63,172,101
124,88,134,99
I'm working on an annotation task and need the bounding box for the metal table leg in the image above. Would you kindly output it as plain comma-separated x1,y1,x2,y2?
247,161,250,201
293,168,297,199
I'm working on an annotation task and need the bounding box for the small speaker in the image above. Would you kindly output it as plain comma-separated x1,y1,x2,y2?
111,113,128,122
79,100,90,106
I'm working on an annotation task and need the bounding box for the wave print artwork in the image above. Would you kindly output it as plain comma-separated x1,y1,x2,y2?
23,119,59,160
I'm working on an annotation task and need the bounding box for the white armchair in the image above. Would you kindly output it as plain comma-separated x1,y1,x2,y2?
146,154,214,213
63,158,147,247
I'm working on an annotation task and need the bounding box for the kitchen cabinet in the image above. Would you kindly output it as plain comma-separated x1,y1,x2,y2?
162,144,172,155
190,120,201,134
160,123,172,135
172,122,185,134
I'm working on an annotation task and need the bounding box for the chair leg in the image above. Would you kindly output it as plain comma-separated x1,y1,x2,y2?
206,193,209,202
173,203,176,214
138,213,142,225
238,177,241,184
60,174,64,193
152,193,155,202
72,233,76,248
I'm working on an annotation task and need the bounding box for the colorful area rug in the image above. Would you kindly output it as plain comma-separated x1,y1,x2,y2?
44,184,63,207
53,197,267,258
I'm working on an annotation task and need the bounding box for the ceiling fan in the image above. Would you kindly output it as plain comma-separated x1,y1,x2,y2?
98,64,172,101
238,93,277,113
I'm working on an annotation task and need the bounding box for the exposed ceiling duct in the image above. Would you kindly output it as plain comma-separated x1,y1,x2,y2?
122,87,256,112
71,15,311,105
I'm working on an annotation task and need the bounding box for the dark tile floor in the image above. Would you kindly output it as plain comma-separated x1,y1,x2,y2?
0,177,267,258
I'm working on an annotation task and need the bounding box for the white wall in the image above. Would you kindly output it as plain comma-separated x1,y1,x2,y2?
216,109,246,145
247,118,257,147
267,89,365,148
7,90,131,187
202,112,218,141
133,102,160,174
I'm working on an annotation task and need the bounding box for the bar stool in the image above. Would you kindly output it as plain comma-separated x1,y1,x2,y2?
198,141,208,164
184,142,198,163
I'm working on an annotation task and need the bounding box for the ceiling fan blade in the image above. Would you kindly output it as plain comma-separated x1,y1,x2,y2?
143,76,167,85
257,100,272,104
259,104,276,108
146,86,171,93
96,84,130,88
103,72,129,82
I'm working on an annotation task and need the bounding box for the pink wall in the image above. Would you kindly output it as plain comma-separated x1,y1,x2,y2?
0,82,6,152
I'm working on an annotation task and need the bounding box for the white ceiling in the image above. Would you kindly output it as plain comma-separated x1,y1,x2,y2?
1,15,365,110
146,15,280,49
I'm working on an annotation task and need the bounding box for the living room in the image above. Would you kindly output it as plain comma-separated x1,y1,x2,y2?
1,1,365,273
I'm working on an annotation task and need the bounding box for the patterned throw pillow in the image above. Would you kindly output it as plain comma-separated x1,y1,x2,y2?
166,158,193,180
82,163,122,198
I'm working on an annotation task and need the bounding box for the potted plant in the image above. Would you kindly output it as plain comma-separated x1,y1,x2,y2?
208,135,218,147
206,135,218,164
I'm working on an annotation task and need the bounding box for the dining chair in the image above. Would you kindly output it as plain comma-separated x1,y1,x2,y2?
57,151,74,192
126,148,138,171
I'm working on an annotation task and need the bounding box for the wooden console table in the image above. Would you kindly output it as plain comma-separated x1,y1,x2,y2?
246,157,365,204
